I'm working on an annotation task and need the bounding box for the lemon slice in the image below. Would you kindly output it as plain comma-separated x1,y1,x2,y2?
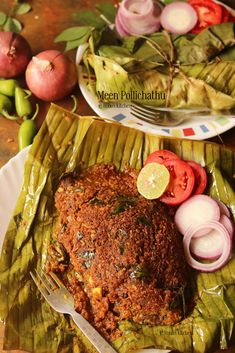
137,163,170,200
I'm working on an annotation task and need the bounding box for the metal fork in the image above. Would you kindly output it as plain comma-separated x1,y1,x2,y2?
131,102,235,127
30,270,117,353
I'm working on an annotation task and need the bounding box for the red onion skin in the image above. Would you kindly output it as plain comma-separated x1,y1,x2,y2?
174,194,221,237
26,50,77,101
116,0,161,36
183,221,232,272
216,199,231,218
220,214,234,238
115,13,130,37
0,32,31,78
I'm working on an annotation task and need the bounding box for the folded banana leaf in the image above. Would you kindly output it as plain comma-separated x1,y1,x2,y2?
0,104,235,353
87,54,235,109
97,22,235,66
83,22,235,109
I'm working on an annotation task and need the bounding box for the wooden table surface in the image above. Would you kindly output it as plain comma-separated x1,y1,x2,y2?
0,1,234,353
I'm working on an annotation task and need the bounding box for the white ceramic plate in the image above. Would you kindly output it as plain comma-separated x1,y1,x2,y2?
0,148,170,353
0,147,29,252
77,61,235,141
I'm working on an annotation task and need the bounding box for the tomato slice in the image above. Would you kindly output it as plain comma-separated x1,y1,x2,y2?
160,159,195,206
144,149,180,166
221,6,230,22
186,160,207,195
189,0,223,33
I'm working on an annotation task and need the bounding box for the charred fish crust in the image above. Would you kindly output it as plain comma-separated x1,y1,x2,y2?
47,163,189,340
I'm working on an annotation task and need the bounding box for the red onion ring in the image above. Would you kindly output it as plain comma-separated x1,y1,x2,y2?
160,1,198,35
216,199,231,218
183,221,232,272
220,214,234,238
116,0,161,37
174,195,221,237
115,12,130,37
190,227,225,260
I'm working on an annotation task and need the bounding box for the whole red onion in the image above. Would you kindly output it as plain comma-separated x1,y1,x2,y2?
25,50,77,101
0,31,32,78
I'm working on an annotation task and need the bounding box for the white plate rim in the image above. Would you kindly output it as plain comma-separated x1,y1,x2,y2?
77,55,235,141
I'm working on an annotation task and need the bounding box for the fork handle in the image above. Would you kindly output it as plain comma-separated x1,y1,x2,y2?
72,312,117,353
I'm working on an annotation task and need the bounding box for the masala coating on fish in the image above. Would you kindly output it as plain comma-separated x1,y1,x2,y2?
47,164,188,339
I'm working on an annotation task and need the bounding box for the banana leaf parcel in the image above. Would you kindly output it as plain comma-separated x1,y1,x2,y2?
84,22,235,109
0,104,235,353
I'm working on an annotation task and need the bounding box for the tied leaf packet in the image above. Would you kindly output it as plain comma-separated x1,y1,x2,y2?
84,22,235,109
0,104,235,353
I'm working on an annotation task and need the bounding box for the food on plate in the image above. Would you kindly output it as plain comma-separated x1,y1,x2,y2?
186,160,207,195
143,149,207,205
46,163,189,339
183,221,232,272
0,31,31,78
85,21,235,109
137,162,170,199
174,194,221,236
0,105,234,353
25,50,77,101
144,149,180,165
188,0,229,33
160,2,198,34
115,0,161,37
174,194,234,272
159,159,195,205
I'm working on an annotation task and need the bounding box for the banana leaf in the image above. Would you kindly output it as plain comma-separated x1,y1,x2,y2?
87,54,235,109
97,22,235,65
0,104,235,353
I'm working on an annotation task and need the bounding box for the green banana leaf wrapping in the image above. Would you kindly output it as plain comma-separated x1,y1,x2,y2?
0,105,235,353
84,23,235,109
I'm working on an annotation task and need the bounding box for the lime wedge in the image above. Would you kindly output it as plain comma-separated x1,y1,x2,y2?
137,163,170,200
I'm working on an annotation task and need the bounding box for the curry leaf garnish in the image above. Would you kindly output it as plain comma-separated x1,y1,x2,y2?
14,3,31,15
95,3,117,23
55,3,117,52
89,197,106,206
118,244,124,255
55,26,92,42
0,12,7,26
111,196,138,215
2,16,22,33
129,264,150,279
73,11,107,29
55,26,93,52
137,215,152,227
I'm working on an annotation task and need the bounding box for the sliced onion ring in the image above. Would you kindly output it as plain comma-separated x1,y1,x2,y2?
216,199,231,218
174,195,220,237
183,221,232,272
160,1,198,34
115,12,130,37
116,0,161,36
220,214,234,238
190,228,224,260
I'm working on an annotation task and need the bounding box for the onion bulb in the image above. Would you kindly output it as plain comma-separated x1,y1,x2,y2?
160,2,198,34
25,50,77,101
115,0,161,37
0,31,31,78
